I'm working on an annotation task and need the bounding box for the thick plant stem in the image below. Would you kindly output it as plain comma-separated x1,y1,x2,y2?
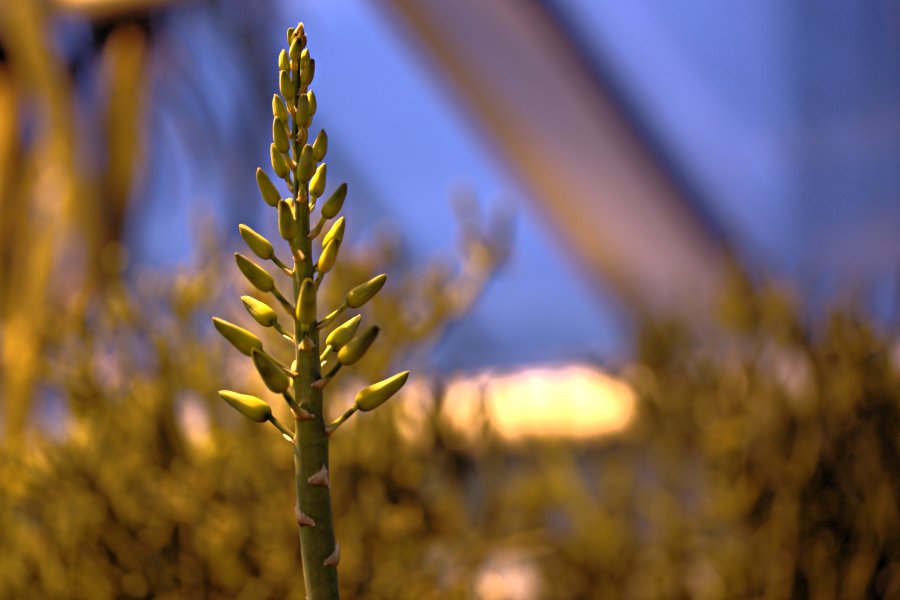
292,109,340,598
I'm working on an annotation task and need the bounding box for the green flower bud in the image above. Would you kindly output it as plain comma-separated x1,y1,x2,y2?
295,94,311,127
218,390,272,423
287,27,295,46
241,295,277,327
300,58,315,87
296,278,316,324
212,317,263,356
337,325,379,365
346,274,386,308
312,129,328,161
273,118,289,153
251,349,290,393
325,314,361,349
271,144,289,179
289,38,303,61
256,167,281,207
321,183,347,219
278,200,298,241
296,144,315,182
317,239,340,273
279,70,296,100
239,224,274,260
309,163,327,198
273,94,289,123
307,90,317,115
355,371,410,412
235,253,274,292
278,49,290,72
322,216,345,247
300,48,310,66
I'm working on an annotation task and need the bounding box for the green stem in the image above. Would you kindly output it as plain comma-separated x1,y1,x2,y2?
290,75,340,599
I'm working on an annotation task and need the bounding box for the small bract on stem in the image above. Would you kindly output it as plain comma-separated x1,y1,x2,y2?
210,21,409,600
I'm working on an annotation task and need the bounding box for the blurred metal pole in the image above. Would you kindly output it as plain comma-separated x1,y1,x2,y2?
382,0,725,318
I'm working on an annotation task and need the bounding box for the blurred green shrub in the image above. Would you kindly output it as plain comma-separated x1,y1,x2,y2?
1,250,897,600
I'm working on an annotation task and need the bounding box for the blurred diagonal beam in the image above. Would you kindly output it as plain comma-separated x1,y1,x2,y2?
383,0,725,317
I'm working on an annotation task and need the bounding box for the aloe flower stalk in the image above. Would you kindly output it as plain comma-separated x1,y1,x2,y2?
211,22,410,599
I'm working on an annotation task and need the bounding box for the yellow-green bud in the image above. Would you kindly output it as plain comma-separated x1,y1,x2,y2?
337,325,379,365
251,349,290,393
296,278,316,324
290,38,304,61
307,90,317,115
278,200,297,241
325,314,361,349
322,216,345,247
346,274,386,308
212,317,263,356
218,390,272,423
273,94,289,123
241,295,277,327
317,239,340,273
271,144,289,179
321,183,347,219
287,27,295,45
296,145,315,182
355,371,410,412
235,253,274,292
273,118,289,153
278,49,290,72
309,163,326,198
239,224,274,260
300,48,310,66
312,129,328,161
300,58,315,87
256,167,281,207
279,70,295,100
295,94,311,127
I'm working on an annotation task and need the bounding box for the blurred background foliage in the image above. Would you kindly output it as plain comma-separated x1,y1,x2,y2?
0,1,898,599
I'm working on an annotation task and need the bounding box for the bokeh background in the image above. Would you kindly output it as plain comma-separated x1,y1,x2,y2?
0,1,898,598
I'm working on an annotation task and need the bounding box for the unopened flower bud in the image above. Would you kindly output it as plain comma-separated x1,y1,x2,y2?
239,224,274,260
325,314,361,349
317,239,340,273
355,371,409,412
321,183,347,219
251,349,290,393
256,167,281,207
322,216,345,247
289,38,303,61
212,317,263,356
296,278,316,325
235,253,274,292
271,144,289,179
278,200,298,241
218,390,272,423
295,94,310,126
273,118,289,153
309,163,326,198
296,145,315,182
279,70,296,100
300,58,315,87
346,274,386,308
273,94,289,123
241,295,278,327
337,326,378,365
312,129,328,161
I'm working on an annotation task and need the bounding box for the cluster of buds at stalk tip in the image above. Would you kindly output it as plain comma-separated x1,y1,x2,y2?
212,22,409,441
